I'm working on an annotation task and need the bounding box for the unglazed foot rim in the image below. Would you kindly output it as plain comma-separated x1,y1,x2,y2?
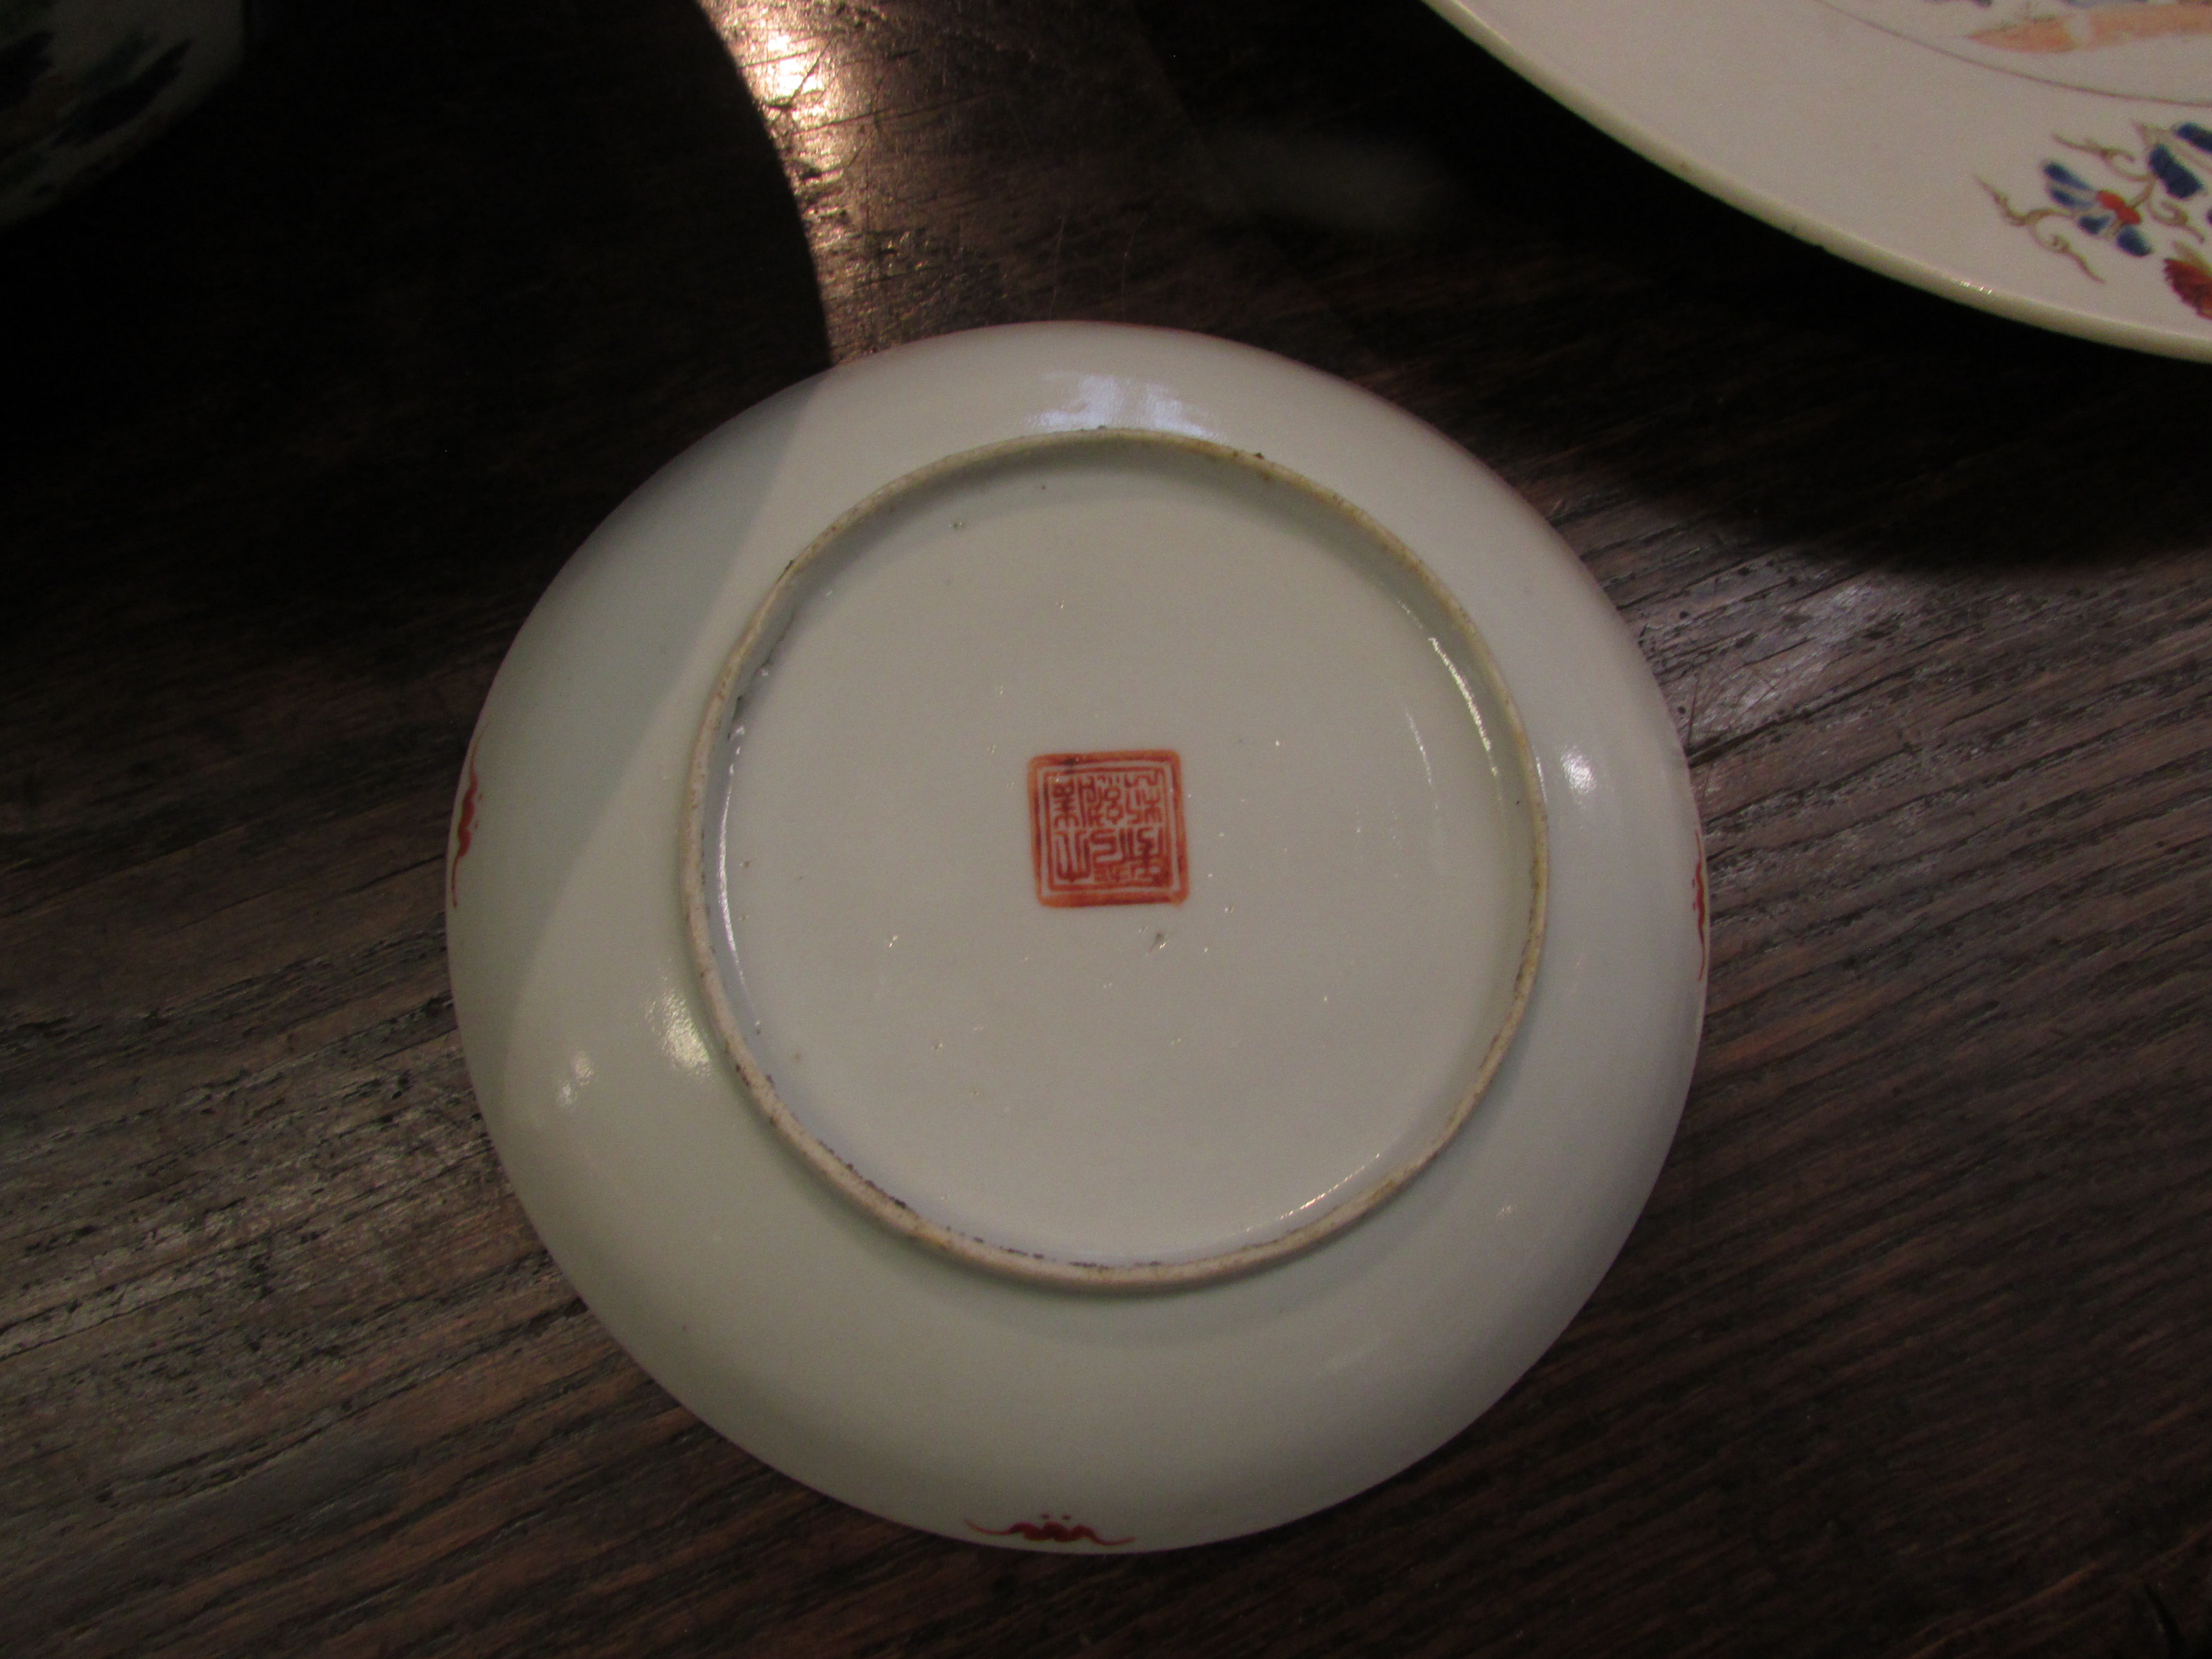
678,430,1549,1291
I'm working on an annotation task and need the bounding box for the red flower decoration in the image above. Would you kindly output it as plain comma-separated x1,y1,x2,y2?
2166,256,2212,320
2097,190,2142,226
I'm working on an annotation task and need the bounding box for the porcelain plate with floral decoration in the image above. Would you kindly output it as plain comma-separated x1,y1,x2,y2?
445,323,1706,1551
1422,0,2212,359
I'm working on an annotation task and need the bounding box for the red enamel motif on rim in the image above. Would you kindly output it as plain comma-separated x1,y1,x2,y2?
450,752,481,908
1029,750,1190,908
968,1514,1134,1547
1692,851,1709,981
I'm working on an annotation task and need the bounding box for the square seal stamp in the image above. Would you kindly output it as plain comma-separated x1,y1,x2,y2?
1029,750,1190,908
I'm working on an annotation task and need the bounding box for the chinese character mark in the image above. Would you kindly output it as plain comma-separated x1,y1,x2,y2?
1029,750,1189,907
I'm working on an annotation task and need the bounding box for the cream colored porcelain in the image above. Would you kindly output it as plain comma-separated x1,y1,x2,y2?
447,324,1704,1551
1422,0,2212,359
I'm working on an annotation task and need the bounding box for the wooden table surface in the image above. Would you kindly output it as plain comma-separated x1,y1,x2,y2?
5,2,2210,1654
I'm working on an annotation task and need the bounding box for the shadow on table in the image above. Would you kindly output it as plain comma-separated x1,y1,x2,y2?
0,0,829,669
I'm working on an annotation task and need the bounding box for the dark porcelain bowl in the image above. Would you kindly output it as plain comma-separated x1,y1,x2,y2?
1,0,247,229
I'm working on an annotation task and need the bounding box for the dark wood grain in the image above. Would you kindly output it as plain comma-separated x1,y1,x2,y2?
4,1,2209,1654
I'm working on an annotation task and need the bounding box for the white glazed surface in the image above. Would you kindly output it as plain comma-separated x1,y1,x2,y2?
1422,0,2212,361
447,324,1706,1551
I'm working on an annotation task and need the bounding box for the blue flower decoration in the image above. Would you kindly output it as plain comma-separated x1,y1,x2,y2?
2149,144,2203,199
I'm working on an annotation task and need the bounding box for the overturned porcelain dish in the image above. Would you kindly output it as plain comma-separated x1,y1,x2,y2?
447,323,1705,1551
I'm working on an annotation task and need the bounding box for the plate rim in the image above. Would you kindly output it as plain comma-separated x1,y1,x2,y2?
1422,0,2212,362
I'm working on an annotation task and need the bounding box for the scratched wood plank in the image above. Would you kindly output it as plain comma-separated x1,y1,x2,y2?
0,1,836,1654
2,0,2208,1655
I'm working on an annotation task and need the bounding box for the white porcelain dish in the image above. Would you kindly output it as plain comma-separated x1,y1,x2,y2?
1422,0,2212,361
447,323,1705,1551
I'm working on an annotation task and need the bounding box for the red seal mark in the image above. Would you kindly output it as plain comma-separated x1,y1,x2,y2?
1029,750,1189,908
449,752,480,909
968,1514,1134,1547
